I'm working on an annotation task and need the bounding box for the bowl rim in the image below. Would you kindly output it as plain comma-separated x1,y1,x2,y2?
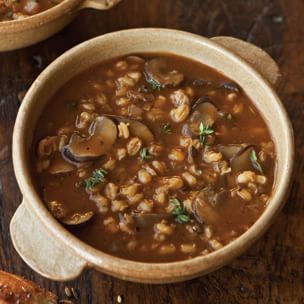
0,0,80,33
12,28,294,281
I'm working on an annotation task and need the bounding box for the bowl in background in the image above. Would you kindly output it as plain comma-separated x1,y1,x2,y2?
0,0,121,51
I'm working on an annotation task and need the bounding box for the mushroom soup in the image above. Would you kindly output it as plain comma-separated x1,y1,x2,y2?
0,0,62,21
31,54,276,262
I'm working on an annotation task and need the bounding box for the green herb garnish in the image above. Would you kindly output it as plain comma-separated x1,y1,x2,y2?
169,198,190,224
250,150,263,174
139,147,152,161
66,100,78,110
162,123,172,134
83,168,107,189
199,122,214,144
146,77,161,91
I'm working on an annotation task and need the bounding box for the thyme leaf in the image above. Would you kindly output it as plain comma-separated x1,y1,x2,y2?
199,122,214,144
169,198,190,224
139,147,152,161
83,168,107,189
176,214,190,223
250,150,263,174
146,77,161,91
162,123,172,134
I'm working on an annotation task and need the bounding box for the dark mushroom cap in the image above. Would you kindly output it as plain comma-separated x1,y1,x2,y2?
61,211,94,226
47,200,94,226
104,114,155,144
191,98,218,126
192,186,226,224
217,144,255,173
132,211,170,228
47,200,67,220
145,58,184,88
182,99,218,138
231,145,255,173
217,144,256,187
217,144,247,160
62,116,117,165
47,158,74,174
126,55,145,63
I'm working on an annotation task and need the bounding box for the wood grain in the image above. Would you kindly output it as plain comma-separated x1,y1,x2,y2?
0,0,303,303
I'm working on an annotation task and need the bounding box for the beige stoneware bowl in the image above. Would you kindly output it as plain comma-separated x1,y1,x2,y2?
10,29,294,283
0,0,121,52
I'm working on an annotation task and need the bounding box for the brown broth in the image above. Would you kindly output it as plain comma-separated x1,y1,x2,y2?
31,53,276,262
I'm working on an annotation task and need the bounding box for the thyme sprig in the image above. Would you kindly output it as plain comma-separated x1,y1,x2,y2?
250,150,263,173
169,198,190,224
83,168,107,189
199,122,214,144
146,77,161,91
139,147,152,161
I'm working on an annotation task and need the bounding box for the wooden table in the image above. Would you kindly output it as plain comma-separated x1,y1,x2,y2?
0,0,303,303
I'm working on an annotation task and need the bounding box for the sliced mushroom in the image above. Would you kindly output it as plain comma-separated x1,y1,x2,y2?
126,55,145,63
193,193,217,224
182,99,218,138
187,144,199,164
62,116,117,164
202,186,228,207
128,120,154,144
231,145,255,173
104,114,154,144
217,144,255,172
132,211,170,228
217,144,247,160
192,187,226,224
145,58,184,88
47,200,67,220
47,158,74,174
61,211,94,226
217,144,256,187
191,98,218,126
37,135,65,159
47,200,94,226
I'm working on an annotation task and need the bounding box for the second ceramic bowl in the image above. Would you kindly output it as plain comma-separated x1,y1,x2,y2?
10,29,294,283
0,0,121,51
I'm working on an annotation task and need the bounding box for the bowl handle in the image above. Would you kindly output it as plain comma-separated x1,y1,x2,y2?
79,0,121,10
10,202,87,281
211,36,281,88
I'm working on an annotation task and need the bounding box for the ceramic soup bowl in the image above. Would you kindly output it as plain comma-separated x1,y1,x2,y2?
0,0,121,52
10,29,294,283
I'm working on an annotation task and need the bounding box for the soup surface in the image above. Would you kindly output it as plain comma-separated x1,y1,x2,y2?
31,53,276,262
0,0,62,21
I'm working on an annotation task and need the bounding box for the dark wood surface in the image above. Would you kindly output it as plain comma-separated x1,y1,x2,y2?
0,0,303,303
